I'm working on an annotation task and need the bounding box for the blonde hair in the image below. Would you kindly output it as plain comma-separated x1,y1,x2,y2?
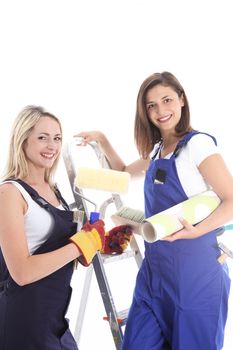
2,105,62,185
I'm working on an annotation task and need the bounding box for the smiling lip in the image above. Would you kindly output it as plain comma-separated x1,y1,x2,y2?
41,153,55,159
158,114,172,123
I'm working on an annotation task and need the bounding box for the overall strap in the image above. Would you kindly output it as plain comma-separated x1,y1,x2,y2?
151,141,163,160
5,179,69,211
173,131,217,158
54,184,70,210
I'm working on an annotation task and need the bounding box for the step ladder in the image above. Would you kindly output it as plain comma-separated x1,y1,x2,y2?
62,141,143,350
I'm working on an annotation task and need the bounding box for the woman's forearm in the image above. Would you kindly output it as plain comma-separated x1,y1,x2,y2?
12,243,80,286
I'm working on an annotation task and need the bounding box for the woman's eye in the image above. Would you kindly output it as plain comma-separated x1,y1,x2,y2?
147,104,155,110
164,98,172,104
54,136,62,142
38,136,47,140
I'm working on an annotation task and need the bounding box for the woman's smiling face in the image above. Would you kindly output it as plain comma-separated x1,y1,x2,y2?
146,84,184,136
24,116,62,171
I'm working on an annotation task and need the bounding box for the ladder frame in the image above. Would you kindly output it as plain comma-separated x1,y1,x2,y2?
62,142,143,350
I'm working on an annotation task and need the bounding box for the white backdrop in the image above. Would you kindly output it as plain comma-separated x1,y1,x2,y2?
0,1,233,349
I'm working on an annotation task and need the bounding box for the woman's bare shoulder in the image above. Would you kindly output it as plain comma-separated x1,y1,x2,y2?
0,182,26,206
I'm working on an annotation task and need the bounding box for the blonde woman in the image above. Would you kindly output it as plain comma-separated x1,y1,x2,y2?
0,105,131,349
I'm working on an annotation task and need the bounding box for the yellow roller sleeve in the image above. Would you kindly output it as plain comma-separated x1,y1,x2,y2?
75,167,130,194
70,228,103,266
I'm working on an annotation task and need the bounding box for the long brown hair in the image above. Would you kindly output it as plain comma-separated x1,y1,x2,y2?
134,71,193,159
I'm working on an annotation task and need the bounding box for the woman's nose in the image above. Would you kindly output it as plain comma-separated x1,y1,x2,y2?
156,103,163,115
46,138,57,149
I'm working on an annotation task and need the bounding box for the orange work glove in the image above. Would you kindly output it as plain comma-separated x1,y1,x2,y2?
70,219,105,266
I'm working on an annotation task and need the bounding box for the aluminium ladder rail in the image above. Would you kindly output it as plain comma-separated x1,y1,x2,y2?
62,142,143,350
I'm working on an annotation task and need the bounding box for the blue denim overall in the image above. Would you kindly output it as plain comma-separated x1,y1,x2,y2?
0,180,78,350
122,132,231,350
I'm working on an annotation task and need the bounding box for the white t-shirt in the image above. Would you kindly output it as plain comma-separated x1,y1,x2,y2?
152,133,219,197
0,181,64,255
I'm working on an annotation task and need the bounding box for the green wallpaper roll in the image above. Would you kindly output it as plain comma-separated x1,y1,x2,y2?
139,190,221,242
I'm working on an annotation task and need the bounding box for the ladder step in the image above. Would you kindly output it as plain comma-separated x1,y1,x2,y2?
103,309,129,325
101,250,137,264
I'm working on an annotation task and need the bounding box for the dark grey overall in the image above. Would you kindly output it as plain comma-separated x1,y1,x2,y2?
0,180,79,349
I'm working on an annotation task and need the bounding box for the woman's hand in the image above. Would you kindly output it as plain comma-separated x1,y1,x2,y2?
74,131,105,146
162,218,200,242
73,130,148,178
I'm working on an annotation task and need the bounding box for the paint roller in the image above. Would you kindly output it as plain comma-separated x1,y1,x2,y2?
111,190,221,242
74,167,131,223
75,167,130,194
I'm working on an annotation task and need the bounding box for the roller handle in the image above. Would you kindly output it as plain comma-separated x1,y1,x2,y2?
90,211,100,224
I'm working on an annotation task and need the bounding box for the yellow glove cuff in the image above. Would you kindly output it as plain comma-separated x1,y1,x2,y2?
70,228,103,266
120,242,128,252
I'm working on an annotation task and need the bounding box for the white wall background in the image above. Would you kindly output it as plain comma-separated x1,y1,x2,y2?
0,1,233,349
